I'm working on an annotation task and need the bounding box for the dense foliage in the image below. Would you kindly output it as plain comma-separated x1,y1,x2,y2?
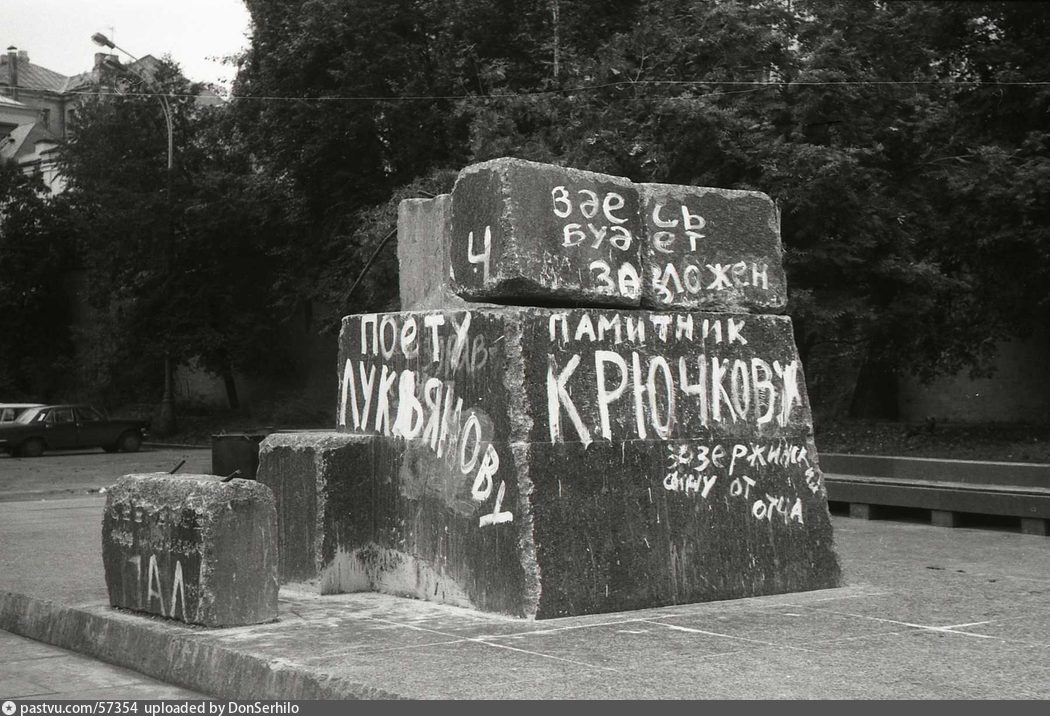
0,162,73,398
58,61,300,410
4,0,1045,421
234,0,1050,418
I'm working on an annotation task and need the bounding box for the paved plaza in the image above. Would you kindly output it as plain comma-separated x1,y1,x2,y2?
0,452,1047,699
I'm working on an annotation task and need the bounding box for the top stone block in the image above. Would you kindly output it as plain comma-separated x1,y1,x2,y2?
640,183,787,312
449,158,644,307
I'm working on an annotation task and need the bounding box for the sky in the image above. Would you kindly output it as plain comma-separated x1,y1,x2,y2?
6,0,252,88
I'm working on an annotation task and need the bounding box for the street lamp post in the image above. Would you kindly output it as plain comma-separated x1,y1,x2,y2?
92,32,176,435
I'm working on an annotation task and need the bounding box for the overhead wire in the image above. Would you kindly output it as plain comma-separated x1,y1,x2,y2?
66,78,1050,103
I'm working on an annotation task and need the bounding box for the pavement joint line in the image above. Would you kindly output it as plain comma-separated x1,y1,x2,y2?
639,619,822,653
796,628,917,645
464,588,890,642
817,610,999,639
364,616,623,673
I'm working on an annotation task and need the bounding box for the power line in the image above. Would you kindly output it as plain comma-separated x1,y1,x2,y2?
67,78,1050,103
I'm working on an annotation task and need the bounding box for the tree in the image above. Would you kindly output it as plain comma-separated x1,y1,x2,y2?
59,58,299,411
0,160,74,398
228,0,1050,420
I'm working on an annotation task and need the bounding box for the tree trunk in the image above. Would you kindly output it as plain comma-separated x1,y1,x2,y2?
222,364,240,411
849,357,899,420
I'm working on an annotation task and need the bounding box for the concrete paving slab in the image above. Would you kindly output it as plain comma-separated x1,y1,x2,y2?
2,486,1050,699
960,614,1050,645
650,605,900,647
799,630,1050,699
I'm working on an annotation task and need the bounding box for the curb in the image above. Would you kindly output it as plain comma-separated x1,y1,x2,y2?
144,442,211,450
0,590,404,700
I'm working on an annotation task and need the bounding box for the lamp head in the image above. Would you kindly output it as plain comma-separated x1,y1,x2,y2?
91,33,115,49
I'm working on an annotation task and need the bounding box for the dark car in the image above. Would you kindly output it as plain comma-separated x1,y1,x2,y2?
0,404,150,457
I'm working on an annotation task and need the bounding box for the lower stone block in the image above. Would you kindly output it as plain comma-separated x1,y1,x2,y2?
270,429,840,618
522,439,839,617
101,474,278,627
256,432,375,587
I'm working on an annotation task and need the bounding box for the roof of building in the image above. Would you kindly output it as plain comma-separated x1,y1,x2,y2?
0,93,28,107
1,51,194,99
1,122,59,164
0,54,70,93
1,122,37,161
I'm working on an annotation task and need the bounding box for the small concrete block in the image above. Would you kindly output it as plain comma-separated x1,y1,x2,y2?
449,157,644,306
397,195,471,310
1020,518,1049,536
931,510,960,528
255,432,375,586
639,183,787,311
849,503,874,520
101,474,277,627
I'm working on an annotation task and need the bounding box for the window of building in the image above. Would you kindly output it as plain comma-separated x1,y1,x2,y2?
41,108,50,129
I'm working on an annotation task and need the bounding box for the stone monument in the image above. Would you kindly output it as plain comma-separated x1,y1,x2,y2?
259,157,840,619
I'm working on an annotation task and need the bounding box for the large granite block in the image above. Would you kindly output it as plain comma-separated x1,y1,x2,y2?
101,474,278,627
331,307,840,618
522,437,835,617
340,308,811,444
639,183,787,312
449,157,644,306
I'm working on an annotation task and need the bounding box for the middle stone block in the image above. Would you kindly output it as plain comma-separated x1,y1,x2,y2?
335,306,840,618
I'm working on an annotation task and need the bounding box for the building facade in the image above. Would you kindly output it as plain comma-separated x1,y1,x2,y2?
0,45,125,192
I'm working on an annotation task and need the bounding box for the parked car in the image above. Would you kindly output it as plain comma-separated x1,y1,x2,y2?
0,404,150,457
0,403,44,423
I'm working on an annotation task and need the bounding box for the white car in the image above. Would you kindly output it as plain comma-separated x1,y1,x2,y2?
0,403,44,424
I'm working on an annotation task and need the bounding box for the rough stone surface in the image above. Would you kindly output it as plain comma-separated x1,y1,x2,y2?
334,306,840,617
101,474,278,627
397,195,471,310
639,183,787,312
449,157,644,306
255,432,375,587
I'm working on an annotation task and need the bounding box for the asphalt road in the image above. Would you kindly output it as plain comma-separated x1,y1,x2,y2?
0,446,212,501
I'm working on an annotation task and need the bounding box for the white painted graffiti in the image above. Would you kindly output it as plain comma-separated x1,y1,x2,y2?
341,317,512,529
660,442,812,525
551,185,633,250
121,553,193,621
467,225,492,283
651,260,771,304
548,312,747,346
551,185,641,299
357,313,489,377
588,259,641,297
547,350,804,445
650,202,707,252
